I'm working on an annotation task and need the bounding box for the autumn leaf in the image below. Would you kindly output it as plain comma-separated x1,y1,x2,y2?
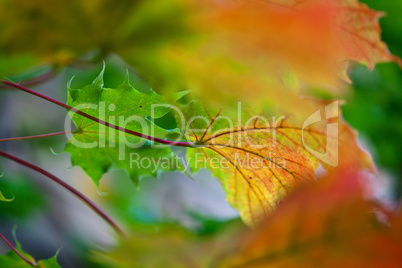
195,0,343,91
94,163,402,267
171,0,401,105
278,0,402,68
64,67,184,185
1,0,398,105
179,100,372,226
230,0,402,70
217,163,402,267
322,0,401,68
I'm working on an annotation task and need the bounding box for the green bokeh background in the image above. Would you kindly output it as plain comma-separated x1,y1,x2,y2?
343,0,402,197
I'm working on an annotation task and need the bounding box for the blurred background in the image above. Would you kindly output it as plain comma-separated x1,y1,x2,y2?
0,57,241,266
0,0,401,267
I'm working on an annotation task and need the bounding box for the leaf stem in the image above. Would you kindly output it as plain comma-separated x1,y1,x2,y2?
0,131,71,142
1,80,196,148
0,150,126,237
0,68,55,89
0,233,36,266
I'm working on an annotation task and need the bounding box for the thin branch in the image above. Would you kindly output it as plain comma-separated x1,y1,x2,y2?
0,150,126,237
1,80,196,148
0,131,71,142
0,233,36,266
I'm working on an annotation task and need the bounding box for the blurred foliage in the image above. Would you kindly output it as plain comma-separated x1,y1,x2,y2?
0,173,46,220
0,232,60,267
95,163,402,267
344,63,402,195
0,53,41,80
94,220,242,268
218,163,402,267
343,0,402,196
360,0,402,58
0,0,193,90
1,0,399,102
0,0,401,267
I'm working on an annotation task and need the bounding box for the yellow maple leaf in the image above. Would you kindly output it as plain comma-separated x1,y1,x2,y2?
180,99,373,225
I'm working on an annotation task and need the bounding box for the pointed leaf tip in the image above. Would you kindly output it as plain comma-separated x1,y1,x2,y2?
67,75,76,91
92,63,105,88
174,90,191,101
49,147,62,156
96,187,109,197
64,67,183,187
11,225,21,249
122,68,132,87
0,173,14,202
0,191,14,202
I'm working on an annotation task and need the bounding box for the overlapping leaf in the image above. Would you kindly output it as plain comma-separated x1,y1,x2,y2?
267,0,402,68
64,68,183,185
95,164,402,267
1,0,398,99
217,164,402,267
333,0,401,68
169,0,401,105
179,100,372,225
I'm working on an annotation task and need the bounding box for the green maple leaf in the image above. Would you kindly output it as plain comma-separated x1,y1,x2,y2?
0,253,59,268
0,233,60,268
64,67,183,185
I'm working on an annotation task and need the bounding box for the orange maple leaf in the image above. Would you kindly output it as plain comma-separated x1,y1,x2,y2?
217,162,402,267
181,0,401,101
329,0,401,68
270,0,401,67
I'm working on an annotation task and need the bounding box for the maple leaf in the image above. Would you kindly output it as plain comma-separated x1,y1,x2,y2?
217,163,402,267
64,67,183,185
174,0,401,105
1,0,398,100
326,0,401,68
195,0,343,90
179,100,372,226
255,0,402,68
0,232,60,267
